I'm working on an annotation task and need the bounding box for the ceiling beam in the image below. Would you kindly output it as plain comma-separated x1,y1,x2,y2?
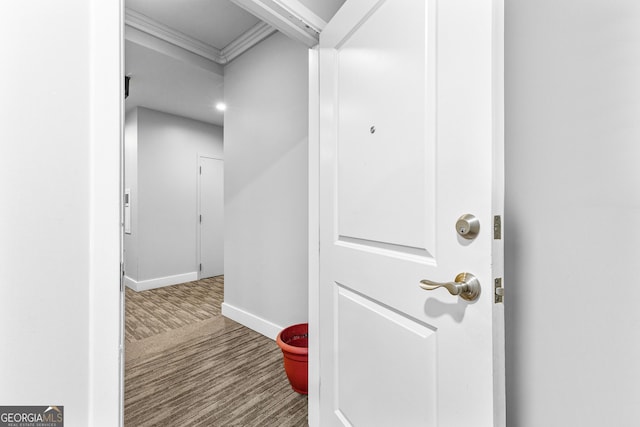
229,0,327,47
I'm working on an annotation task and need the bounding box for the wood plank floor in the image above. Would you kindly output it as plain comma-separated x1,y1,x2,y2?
125,276,308,426
125,276,224,343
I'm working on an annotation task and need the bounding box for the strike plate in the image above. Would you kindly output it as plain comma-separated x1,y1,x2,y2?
494,215,502,240
494,278,504,303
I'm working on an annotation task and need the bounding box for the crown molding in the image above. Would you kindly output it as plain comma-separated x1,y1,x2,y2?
125,26,224,75
125,9,224,63
124,8,274,65
221,22,277,63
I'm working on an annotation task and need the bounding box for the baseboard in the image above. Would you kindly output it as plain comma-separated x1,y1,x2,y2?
221,302,283,340
124,272,198,292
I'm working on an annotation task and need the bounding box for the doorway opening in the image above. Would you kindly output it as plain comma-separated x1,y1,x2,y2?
121,1,325,424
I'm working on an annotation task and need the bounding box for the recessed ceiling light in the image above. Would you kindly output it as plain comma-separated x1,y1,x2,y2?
215,102,226,112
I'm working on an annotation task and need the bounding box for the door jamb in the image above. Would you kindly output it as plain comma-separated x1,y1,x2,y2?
307,46,320,427
89,0,124,425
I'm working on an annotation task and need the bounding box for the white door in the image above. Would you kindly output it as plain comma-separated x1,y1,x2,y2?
199,156,224,278
317,0,504,426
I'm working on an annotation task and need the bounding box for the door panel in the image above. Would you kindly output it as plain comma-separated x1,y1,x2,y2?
318,0,504,425
199,157,224,279
336,0,434,255
335,284,436,426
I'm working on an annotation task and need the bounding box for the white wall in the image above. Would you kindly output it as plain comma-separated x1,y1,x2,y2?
223,33,309,339
505,1,640,425
0,1,121,425
124,107,223,290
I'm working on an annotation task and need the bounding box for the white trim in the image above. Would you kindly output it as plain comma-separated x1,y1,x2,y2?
125,8,224,63
197,155,203,280
124,272,198,292
88,0,123,425
125,26,224,75
273,0,327,33
221,302,283,340
123,276,136,289
221,22,277,63
230,0,320,47
307,46,320,427
125,8,275,65
491,0,506,425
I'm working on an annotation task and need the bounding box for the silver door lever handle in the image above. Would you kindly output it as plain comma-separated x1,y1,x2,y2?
419,272,480,302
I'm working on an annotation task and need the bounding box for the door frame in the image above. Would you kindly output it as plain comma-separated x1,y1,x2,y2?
88,0,124,425
107,3,325,425
196,155,224,280
96,1,503,425
102,3,326,426
308,46,320,426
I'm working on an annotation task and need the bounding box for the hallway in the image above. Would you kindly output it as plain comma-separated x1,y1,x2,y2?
124,277,307,426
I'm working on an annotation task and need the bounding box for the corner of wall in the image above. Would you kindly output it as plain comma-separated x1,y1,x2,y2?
223,32,310,337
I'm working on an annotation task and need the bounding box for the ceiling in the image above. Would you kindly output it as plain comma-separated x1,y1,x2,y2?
126,0,261,50
124,0,345,126
125,0,268,126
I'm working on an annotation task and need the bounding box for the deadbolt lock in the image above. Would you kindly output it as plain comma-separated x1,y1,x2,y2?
455,214,480,239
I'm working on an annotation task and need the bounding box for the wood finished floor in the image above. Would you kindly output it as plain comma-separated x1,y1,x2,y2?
125,276,224,343
125,276,308,426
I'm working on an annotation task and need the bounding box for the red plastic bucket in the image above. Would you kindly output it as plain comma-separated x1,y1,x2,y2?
276,323,308,394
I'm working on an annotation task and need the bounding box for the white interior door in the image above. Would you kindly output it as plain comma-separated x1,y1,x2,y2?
317,0,504,425
199,156,224,278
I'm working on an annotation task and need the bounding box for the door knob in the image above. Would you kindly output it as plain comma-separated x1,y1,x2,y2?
419,272,480,302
